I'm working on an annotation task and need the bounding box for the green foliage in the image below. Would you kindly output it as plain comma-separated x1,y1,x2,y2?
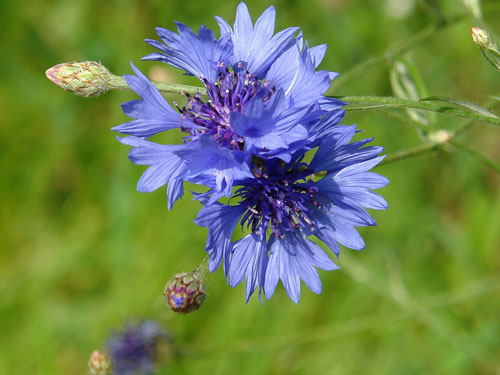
1,0,499,374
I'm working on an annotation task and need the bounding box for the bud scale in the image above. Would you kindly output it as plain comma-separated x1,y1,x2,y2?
164,272,207,313
45,61,111,97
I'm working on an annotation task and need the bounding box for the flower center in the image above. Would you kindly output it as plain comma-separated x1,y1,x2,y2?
236,159,322,239
174,64,275,151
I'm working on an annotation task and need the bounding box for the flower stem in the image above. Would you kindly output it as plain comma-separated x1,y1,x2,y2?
379,143,441,166
329,15,464,92
449,140,500,173
106,74,201,96
105,71,500,172
106,72,500,128
334,96,500,127
193,255,209,280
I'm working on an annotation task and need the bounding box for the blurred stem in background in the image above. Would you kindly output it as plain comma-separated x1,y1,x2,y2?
329,14,465,92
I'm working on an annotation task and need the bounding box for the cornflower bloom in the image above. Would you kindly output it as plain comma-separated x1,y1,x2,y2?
113,2,388,303
113,2,344,207
195,124,388,303
107,321,173,375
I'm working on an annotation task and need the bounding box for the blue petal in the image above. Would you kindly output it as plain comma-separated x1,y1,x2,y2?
113,63,185,138
176,136,253,200
334,171,390,190
308,44,327,67
329,195,380,224
223,3,299,77
318,176,389,211
230,90,310,158
310,127,386,173
229,232,268,303
263,235,281,300
166,177,184,210
312,204,368,250
298,235,339,271
330,216,365,250
327,204,376,227
334,155,386,177
264,233,338,303
280,247,301,304
267,42,332,108
194,203,246,273
215,15,232,36
318,96,346,112
315,228,341,257
143,23,233,82
117,136,187,195
307,111,346,141
337,188,389,210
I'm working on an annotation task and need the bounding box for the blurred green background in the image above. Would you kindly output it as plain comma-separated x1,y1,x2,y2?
1,0,500,374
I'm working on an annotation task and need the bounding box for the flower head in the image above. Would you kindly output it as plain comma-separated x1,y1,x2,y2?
113,2,344,207
111,2,388,304
164,272,207,313
107,321,173,375
195,125,388,303
46,61,111,97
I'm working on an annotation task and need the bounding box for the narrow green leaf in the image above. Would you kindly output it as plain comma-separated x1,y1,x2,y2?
421,96,500,119
390,58,435,127
462,0,482,19
450,140,500,174
335,95,500,126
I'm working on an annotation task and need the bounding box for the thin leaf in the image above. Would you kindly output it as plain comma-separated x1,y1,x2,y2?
450,140,500,174
390,58,435,127
462,0,482,19
421,96,500,119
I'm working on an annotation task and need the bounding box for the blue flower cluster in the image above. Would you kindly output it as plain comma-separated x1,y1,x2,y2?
107,321,172,375
114,3,388,303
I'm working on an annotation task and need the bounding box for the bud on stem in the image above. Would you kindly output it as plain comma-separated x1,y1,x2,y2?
45,61,113,97
471,27,500,72
88,350,113,375
164,256,208,314
46,61,202,97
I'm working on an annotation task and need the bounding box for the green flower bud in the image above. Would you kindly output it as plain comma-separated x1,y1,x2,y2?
88,350,112,375
45,61,111,97
164,272,207,314
471,27,500,71
428,130,452,145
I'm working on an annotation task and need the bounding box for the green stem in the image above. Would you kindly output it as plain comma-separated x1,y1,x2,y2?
106,73,500,171
449,140,500,173
334,96,500,126
371,110,433,132
453,95,500,136
107,74,500,128
193,256,209,280
328,15,464,92
379,142,441,166
107,74,201,96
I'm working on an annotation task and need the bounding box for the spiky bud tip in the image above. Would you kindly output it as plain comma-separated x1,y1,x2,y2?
471,27,491,47
45,61,111,97
88,350,113,375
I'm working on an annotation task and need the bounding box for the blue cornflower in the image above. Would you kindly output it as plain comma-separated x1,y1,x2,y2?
194,125,389,303
113,2,344,207
107,321,173,375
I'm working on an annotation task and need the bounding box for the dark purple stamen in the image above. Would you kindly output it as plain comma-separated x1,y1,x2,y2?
236,159,319,239
175,65,275,150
